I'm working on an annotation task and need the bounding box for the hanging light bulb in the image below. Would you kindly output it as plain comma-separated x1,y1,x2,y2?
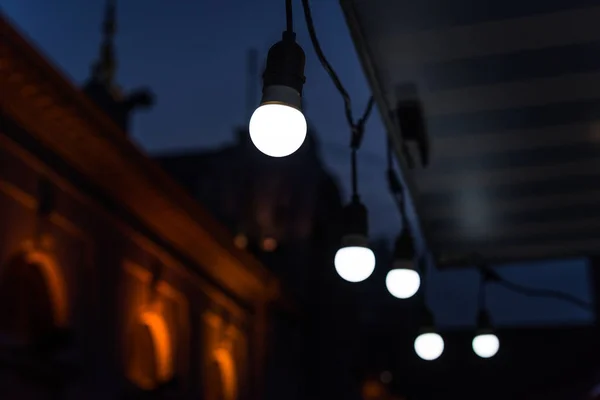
335,198,375,283
250,101,306,157
386,266,420,299
472,310,499,359
414,307,444,361
249,17,307,158
472,334,499,359
414,332,444,361
385,231,420,299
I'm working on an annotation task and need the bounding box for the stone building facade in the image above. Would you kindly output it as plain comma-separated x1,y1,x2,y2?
0,12,279,400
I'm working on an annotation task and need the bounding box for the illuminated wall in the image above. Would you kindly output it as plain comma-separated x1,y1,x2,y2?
0,12,277,399
0,125,262,399
0,251,67,340
0,39,271,400
202,309,248,400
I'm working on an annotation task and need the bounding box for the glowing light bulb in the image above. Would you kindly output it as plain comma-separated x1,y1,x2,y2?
472,333,499,358
414,332,444,361
334,246,375,283
233,233,248,249
262,237,278,252
249,103,307,158
385,265,420,299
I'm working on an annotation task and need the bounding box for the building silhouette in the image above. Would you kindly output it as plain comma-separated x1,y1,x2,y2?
157,126,364,400
82,0,154,133
0,8,279,399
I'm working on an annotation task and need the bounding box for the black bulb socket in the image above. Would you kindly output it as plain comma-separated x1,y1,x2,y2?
476,309,494,333
419,305,436,333
260,31,306,111
393,230,415,262
340,198,369,247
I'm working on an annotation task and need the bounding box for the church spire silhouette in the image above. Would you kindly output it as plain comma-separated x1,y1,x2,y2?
83,0,154,133
91,0,117,89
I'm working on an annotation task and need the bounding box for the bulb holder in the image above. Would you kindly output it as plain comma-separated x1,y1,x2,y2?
393,230,415,261
391,259,414,271
260,85,302,110
262,31,306,100
340,234,369,248
475,328,495,338
477,309,493,331
418,325,436,336
419,325,435,334
341,198,369,238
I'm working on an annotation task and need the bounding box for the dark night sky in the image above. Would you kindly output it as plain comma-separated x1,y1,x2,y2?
3,0,594,327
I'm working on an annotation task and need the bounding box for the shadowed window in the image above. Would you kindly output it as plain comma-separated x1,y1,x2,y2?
128,323,159,389
208,359,226,400
0,257,55,342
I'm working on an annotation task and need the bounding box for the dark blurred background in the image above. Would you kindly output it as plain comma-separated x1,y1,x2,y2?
1,1,599,399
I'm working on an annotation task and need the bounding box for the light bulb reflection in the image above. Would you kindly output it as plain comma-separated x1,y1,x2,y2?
385,268,420,299
334,246,375,283
472,333,499,358
249,103,307,157
414,332,444,361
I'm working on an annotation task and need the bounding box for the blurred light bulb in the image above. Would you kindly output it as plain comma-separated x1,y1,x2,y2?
262,237,278,252
380,371,393,384
472,333,499,358
385,266,420,299
249,103,307,157
233,233,248,249
334,246,375,283
414,332,444,361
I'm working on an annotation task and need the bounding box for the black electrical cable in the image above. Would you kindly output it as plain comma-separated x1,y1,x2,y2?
386,138,402,196
301,0,374,148
348,97,375,199
394,192,408,227
302,0,352,127
358,96,375,131
419,257,431,311
285,0,294,33
386,135,393,171
479,265,593,313
478,272,487,312
351,149,358,200
352,96,375,150
301,0,376,203
497,279,593,312
386,137,410,231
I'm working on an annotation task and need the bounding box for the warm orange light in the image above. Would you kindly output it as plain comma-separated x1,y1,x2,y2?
362,379,385,399
24,251,68,327
139,311,173,382
213,348,237,400
262,237,277,252
233,234,248,249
